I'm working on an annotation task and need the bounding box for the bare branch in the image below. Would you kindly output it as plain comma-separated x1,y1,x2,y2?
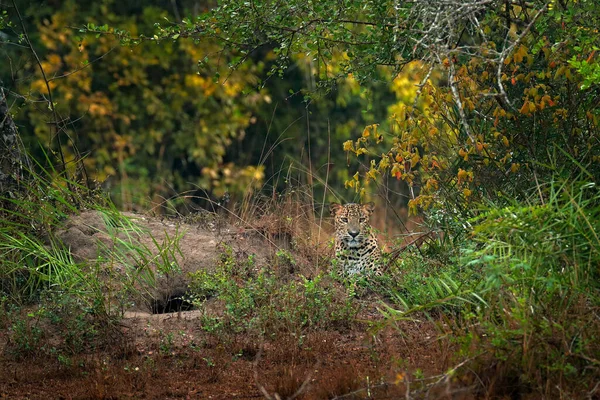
449,60,477,145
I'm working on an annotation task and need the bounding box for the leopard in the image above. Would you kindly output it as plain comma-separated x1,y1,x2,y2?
330,202,382,276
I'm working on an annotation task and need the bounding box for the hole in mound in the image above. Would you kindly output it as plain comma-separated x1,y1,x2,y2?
151,291,195,314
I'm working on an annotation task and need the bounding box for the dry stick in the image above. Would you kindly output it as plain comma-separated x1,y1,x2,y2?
387,231,435,265
47,45,117,82
253,347,275,400
287,362,319,400
331,383,392,400
411,62,436,112
425,356,475,398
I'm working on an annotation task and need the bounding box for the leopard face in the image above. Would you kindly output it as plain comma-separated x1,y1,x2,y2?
330,202,381,276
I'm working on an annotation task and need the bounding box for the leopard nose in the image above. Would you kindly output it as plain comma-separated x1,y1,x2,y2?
348,229,359,238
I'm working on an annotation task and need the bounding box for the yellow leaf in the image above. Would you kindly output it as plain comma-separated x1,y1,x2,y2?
410,153,421,167
564,68,572,80
463,188,472,197
513,45,527,64
366,168,379,181
426,178,439,191
395,372,405,384
408,199,418,216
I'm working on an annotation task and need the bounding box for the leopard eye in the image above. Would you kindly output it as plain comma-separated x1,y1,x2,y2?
359,217,367,223
340,217,349,223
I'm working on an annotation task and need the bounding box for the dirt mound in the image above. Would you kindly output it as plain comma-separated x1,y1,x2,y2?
55,210,276,313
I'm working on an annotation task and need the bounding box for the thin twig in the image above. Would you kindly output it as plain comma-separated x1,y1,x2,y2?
11,0,70,183
11,1,93,193
48,46,117,82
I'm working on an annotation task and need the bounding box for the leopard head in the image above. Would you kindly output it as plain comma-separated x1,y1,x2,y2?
330,202,375,248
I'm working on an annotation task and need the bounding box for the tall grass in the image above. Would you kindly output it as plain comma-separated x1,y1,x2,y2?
460,177,600,393
384,174,600,396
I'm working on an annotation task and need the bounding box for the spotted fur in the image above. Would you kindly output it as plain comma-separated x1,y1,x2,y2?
330,202,381,276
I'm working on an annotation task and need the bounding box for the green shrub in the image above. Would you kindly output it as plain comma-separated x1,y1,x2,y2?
187,245,358,336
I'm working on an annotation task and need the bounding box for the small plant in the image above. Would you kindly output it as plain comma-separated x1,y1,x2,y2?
379,249,482,313
6,308,44,357
274,249,296,273
159,331,175,355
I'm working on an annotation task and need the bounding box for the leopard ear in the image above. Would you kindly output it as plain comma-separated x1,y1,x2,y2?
330,202,342,215
362,202,375,215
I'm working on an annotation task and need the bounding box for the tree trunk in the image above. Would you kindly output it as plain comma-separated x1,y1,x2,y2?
0,86,27,199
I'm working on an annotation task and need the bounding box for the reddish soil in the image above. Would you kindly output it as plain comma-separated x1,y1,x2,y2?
0,313,453,399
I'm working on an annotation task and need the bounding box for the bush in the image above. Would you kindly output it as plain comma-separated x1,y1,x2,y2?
457,177,600,395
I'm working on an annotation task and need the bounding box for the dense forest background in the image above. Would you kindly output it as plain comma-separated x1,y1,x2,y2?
2,0,599,221
0,0,412,216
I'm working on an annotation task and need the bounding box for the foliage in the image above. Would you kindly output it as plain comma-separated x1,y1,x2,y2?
132,0,600,211
2,289,104,359
384,172,600,396
1,0,270,209
351,1,600,213
379,249,483,313
454,176,600,395
1,0,406,211
0,152,186,359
